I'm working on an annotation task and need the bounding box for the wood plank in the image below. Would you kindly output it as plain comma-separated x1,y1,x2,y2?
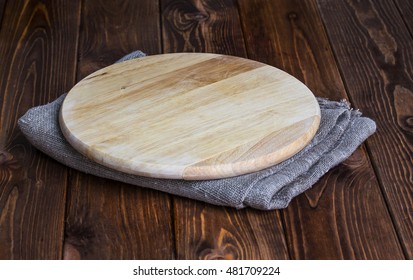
0,0,81,259
238,0,404,259
394,0,413,35
63,0,174,259
317,0,413,258
161,0,289,259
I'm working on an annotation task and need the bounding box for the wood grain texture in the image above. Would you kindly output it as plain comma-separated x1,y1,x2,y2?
317,0,413,258
238,0,404,259
1,0,409,261
0,0,81,259
285,147,403,259
162,0,245,56
174,198,289,259
238,0,344,99
77,0,161,79
394,0,413,36
63,0,175,259
60,53,320,180
64,175,173,260
162,0,290,259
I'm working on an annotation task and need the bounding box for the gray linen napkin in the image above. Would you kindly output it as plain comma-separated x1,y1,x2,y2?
18,51,376,210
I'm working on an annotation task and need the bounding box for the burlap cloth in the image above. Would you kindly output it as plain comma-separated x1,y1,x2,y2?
18,51,376,210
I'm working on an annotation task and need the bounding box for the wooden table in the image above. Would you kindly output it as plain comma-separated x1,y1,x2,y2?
0,0,412,260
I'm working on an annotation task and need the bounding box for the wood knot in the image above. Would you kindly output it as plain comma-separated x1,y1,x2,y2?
0,150,21,172
187,12,209,22
199,248,235,260
406,116,413,127
394,85,413,135
288,12,298,20
35,179,44,188
0,150,13,165
63,243,81,260
0,149,26,180
64,223,95,259
196,228,239,260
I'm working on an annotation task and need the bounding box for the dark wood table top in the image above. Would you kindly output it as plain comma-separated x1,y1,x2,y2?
0,0,412,260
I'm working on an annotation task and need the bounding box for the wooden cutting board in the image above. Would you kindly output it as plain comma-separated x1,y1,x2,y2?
60,53,320,180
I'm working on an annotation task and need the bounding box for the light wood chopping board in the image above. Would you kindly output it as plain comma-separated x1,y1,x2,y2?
60,53,320,180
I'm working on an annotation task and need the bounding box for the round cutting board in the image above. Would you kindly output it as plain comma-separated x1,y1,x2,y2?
60,53,320,180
